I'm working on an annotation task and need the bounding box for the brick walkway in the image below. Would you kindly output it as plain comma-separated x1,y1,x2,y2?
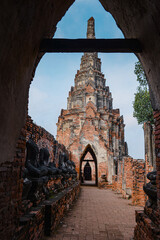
46,186,143,240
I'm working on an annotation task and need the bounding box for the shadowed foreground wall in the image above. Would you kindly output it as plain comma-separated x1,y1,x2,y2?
0,1,160,239
0,116,79,239
0,0,160,176
134,111,160,240
0,0,75,165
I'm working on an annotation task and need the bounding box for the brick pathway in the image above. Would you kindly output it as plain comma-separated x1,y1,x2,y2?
46,186,143,240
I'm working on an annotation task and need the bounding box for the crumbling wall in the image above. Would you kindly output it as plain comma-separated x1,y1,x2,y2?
25,116,68,166
144,122,156,172
154,112,160,209
0,0,75,166
112,156,146,206
15,182,80,240
0,128,26,240
134,111,160,240
0,116,73,239
0,2,160,240
112,122,157,207
132,160,146,206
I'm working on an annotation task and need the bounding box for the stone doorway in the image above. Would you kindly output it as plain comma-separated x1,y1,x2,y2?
80,144,98,186
84,161,92,180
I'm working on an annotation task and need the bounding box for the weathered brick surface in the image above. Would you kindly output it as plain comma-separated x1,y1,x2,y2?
134,210,160,240
46,187,143,240
0,115,74,240
132,160,146,206
154,111,160,208
134,111,160,240
15,182,80,240
0,128,26,240
44,182,80,236
26,116,59,165
15,205,45,240
57,19,128,185
144,122,156,173
112,156,146,206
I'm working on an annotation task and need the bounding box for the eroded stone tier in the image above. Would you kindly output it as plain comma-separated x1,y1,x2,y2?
67,52,113,111
57,17,128,184
67,18,112,111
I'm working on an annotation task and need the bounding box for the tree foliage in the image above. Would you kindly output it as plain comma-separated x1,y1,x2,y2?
134,61,147,86
133,61,154,125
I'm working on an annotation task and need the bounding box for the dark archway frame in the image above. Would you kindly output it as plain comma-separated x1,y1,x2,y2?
80,144,98,186
1,2,160,240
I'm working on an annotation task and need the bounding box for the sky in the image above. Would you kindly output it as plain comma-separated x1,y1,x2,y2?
29,0,144,159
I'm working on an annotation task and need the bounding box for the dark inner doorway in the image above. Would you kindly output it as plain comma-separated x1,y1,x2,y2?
80,144,98,186
84,160,92,180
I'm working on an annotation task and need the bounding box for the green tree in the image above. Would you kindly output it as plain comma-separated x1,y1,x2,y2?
133,61,154,125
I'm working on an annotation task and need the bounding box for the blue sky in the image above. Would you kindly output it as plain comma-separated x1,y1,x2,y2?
29,0,144,159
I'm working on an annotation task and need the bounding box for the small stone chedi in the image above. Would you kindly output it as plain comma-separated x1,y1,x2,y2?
57,17,128,185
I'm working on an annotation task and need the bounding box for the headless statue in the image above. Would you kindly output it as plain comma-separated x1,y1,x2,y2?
39,148,59,176
143,170,157,207
23,139,49,204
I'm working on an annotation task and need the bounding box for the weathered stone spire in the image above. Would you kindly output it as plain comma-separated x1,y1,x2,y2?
87,17,95,39
65,17,113,111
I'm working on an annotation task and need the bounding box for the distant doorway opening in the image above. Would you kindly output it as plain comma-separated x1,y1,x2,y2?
84,161,92,180
80,144,98,186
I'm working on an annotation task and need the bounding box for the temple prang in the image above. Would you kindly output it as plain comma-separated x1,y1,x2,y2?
56,17,128,185
87,17,95,39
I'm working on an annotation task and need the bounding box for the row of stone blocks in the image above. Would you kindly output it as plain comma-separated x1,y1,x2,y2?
14,181,80,240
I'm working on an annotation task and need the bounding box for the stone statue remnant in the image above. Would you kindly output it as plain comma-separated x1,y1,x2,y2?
22,139,78,205
143,171,157,207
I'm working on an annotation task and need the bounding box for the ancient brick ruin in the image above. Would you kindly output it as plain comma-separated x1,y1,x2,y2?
57,17,128,186
0,116,80,240
1,1,160,239
56,19,151,208
134,112,160,240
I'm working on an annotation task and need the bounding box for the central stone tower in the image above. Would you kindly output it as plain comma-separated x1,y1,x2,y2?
57,17,128,185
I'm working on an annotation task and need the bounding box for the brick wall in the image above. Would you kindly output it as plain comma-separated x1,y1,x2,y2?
122,157,133,199
45,182,80,236
112,156,146,206
15,182,80,240
132,160,146,206
134,111,160,239
0,116,75,240
144,122,156,172
0,128,26,240
154,111,160,208
26,116,56,165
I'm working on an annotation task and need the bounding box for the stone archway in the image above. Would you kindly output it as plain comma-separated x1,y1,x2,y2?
80,144,98,186
1,1,160,239
0,0,160,172
0,0,160,166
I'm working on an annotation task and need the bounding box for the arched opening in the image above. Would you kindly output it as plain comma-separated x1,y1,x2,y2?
80,144,98,186
84,161,92,181
0,1,160,239
1,0,160,173
29,0,144,160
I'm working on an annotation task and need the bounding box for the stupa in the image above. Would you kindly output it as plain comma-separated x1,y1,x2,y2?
57,17,128,185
